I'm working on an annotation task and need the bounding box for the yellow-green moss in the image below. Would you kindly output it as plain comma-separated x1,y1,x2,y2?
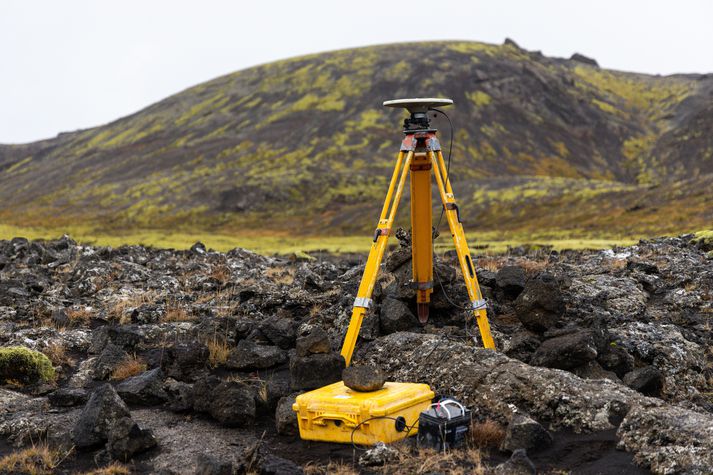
467,91,492,107
0,346,56,384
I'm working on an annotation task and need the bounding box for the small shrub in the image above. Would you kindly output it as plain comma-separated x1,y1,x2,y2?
207,339,230,368
162,300,193,322
67,306,94,326
469,419,506,449
110,355,147,381
42,342,72,366
210,264,231,284
0,346,56,384
0,444,62,474
80,462,131,475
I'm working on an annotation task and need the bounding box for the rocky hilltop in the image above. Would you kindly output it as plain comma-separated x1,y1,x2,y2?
1,40,712,239
1,234,712,473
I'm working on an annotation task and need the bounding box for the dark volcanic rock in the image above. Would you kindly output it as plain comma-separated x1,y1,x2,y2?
259,316,299,349
495,266,526,299
295,325,331,356
290,353,345,390
71,384,132,448
570,52,599,67
226,340,287,370
514,273,564,332
379,296,418,334
531,330,599,370
163,340,209,381
597,344,635,378
342,365,385,392
116,368,168,405
164,378,194,412
93,342,129,380
501,413,553,452
48,387,88,407
195,453,235,475
260,454,304,475
618,404,713,474
492,448,537,475
106,416,157,461
276,394,299,436
504,330,542,363
193,378,256,427
89,325,145,354
623,366,665,397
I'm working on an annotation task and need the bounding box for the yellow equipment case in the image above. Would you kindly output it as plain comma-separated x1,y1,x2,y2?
293,381,435,444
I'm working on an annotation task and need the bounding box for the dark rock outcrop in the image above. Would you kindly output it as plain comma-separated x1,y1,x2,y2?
501,413,553,452
514,273,564,332
290,353,345,391
226,340,287,370
71,384,132,448
116,368,168,405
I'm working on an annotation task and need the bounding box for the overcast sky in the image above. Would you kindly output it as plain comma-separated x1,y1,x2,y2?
2,0,712,143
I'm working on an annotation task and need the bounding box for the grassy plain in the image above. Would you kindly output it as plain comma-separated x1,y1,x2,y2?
0,223,639,255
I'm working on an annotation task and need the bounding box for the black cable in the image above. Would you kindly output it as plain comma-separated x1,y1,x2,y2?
350,415,419,451
429,108,454,232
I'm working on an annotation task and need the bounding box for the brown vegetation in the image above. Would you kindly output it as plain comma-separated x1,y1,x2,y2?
80,462,132,475
207,338,230,368
67,306,94,326
42,341,72,366
162,299,194,322
469,419,506,450
0,444,64,475
110,355,147,381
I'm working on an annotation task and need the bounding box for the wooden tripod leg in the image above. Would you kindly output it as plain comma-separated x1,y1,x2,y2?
410,153,433,323
429,150,496,349
340,150,414,366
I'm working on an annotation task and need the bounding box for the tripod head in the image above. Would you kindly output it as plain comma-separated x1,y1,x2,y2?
383,98,453,132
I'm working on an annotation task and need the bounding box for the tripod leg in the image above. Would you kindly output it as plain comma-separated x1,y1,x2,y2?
340,150,414,365
410,153,433,323
429,150,496,349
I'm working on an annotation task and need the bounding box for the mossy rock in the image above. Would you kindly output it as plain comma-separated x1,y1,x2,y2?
0,346,56,385
693,230,713,252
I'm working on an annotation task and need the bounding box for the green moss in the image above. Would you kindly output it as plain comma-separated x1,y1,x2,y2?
467,91,492,107
592,98,616,114
693,230,713,247
0,347,56,384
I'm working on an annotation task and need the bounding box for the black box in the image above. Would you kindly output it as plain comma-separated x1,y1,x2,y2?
417,403,471,451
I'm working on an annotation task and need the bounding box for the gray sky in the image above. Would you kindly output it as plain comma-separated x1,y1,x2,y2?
2,0,712,144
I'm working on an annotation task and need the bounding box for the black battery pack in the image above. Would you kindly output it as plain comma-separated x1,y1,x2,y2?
417,398,471,451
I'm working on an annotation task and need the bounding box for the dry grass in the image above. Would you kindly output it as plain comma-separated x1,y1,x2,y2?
304,461,359,475
108,291,159,323
476,256,502,272
605,258,628,271
0,444,64,474
66,306,94,326
210,263,232,284
42,341,72,366
265,266,296,285
515,258,549,276
377,445,484,475
162,299,194,322
207,338,230,368
195,288,239,317
469,419,506,450
110,355,147,381
309,303,325,319
80,462,132,475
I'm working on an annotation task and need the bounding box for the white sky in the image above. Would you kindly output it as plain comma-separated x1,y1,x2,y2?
1,0,712,144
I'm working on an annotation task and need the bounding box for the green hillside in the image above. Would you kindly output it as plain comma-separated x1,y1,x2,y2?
1,40,712,251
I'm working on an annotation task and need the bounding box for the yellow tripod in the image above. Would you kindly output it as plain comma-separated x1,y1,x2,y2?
340,98,495,366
